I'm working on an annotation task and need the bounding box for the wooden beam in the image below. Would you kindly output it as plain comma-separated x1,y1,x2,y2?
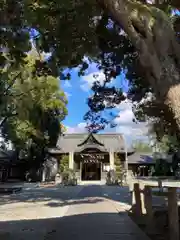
132,177,180,188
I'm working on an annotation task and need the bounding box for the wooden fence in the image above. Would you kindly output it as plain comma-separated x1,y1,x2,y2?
130,177,180,240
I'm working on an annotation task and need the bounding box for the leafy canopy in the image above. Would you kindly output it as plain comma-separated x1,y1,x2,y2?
0,0,180,136
1,0,179,74
1,49,68,153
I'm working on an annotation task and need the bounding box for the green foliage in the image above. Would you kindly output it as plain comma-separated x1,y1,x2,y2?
59,155,77,185
0,50,68,165
135,96,180,144
133,140,152,153
172,151,180,174
0,0,178,77
151,134,179,154
153,159,172,176
0,0,101,76
59,155,69,173
114,153,124,181
0,0,180,138
61,168,77,185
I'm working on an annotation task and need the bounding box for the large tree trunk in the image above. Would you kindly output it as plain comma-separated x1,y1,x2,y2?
102,0,180,130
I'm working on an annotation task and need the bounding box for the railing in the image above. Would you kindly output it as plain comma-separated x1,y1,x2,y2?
130,177,180,240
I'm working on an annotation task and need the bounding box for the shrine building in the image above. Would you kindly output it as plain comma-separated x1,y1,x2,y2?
52,133,154,182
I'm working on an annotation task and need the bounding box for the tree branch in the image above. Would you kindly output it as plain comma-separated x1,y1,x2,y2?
102,0,180,82
3,71,21,96
0,112,17,128
101,0,161,79
102,0,143,50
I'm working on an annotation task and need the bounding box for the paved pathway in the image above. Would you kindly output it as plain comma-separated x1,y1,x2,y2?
0,184,150,240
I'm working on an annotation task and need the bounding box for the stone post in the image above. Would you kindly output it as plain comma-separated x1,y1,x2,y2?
69,152,74,169
168,187,179,240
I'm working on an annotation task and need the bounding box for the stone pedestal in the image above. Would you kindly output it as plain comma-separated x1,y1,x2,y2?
55,173,61,184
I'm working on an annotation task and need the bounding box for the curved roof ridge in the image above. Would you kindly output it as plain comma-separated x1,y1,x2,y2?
77,133,104,147
56,132,128,153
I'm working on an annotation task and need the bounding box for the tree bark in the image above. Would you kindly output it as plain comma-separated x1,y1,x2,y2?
102,0,180,130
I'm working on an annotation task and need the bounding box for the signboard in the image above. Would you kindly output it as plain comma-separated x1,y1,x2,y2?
83,159,100,163
80,153,104,160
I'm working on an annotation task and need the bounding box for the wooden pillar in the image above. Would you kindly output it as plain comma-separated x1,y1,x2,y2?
109,151,114,169
69,152,74,169
132,183,142,216
80,162,82,181
144,186,154,232
144,186,153,218
140,183,146,214
168,187,179,240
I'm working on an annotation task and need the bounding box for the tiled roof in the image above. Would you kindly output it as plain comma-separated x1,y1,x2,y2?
56,133,128,153
127,152,154,164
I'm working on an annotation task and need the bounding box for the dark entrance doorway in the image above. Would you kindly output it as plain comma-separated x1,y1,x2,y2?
81,162,101,181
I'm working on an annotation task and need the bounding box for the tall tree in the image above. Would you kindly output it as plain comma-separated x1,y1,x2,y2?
1,0,180,131
1,50,68,165
133,140,152,152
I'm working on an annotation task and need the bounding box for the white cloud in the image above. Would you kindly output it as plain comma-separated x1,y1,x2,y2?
63,81,72,88
114,109,134,124
65,92,72,99
115,123,149,137
66,122,88,133
113,99,149,138
80,71,115,92
64,93,149,141
80,71,104,92
115,98,132,111
114,99,134,125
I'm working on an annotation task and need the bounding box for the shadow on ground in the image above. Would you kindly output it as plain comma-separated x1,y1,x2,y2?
46,198,105,207
0,212,149,240
0,185,132,207
0,184,167,209
0,184,170,240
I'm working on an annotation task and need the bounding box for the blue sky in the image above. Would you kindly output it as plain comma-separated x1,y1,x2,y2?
61,63,149,144
29,29,149,144
61,65,128,127
62,71,89,126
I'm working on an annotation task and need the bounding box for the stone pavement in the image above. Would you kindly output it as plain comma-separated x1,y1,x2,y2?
0,184,150,240
56,185,150,240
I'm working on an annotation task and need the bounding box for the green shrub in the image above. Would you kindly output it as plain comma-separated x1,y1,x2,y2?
153,158,172,176
61,168,77,185
61,171,69,181
114,153,124,182
59,155,69,173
